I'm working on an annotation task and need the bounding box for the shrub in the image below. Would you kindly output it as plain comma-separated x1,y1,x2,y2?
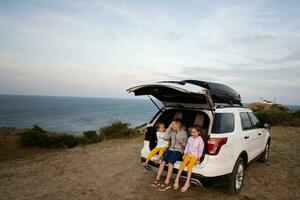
82,130,99,144
20,121,142,149
99,121,138,139
47,135,79,148
32,125,46,133
20,125,49,147
20,125,81,148
294,110,300,119
255,111,299,127
76,136,91,145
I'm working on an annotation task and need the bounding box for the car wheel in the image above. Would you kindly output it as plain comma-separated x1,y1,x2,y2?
227,157,245,194
259,142,270,163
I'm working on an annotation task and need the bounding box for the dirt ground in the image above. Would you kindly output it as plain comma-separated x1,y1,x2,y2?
0,126,299,200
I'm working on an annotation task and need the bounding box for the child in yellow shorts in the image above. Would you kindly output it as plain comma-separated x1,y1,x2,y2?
174,125,204,192
143,122,169,168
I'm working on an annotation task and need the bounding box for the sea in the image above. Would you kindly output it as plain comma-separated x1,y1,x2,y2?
0,95,159,134
0,95,299,135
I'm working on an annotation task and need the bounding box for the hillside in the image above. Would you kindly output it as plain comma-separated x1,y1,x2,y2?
248,100,291,113
0,127,299,200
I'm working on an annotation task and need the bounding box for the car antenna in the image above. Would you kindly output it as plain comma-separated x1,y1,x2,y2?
147,95,161,110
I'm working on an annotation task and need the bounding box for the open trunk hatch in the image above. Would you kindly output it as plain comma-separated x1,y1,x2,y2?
127,82,214,109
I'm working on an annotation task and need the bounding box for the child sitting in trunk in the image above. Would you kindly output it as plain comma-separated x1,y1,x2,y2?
173,125,204,192
143,122,169,168
153,118,187,191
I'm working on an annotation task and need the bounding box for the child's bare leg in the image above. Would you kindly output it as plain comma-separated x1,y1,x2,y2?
154,156,161,162
156,161,166,181
143,159,150,166
174,167,184,189
185,171,192,185
181,171,192,192
165,164,174,184
175,167,184,183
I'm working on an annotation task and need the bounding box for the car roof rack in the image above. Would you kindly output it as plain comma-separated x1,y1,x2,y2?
215,103,245,108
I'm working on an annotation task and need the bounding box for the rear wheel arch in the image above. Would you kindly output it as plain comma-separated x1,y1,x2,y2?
238,151,248,168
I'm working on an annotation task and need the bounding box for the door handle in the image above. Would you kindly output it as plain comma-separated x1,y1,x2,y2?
258,133,262,136
244,136,249,139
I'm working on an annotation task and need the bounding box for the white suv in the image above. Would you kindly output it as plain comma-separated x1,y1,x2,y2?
127,80,271,194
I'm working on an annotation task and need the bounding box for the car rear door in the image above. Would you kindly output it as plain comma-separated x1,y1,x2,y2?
127,82,214,110
248,112,265,153
239,112,261,161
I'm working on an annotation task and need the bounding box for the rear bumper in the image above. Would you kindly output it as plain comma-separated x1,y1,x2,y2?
141,144,233,177
141,157,230,187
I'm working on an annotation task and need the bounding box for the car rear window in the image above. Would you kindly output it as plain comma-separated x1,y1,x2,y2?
211,113,235,134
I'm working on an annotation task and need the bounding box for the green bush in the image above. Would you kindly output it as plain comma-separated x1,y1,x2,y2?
76,136,91,145
294,110,300,119
46,135,79,148
99,121,138,139
20,125,49,147
20,125,82,148
83,130,99,144
20,121,142,149
255,111,300,126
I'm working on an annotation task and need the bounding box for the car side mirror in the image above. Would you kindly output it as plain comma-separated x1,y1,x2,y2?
264,123,271,129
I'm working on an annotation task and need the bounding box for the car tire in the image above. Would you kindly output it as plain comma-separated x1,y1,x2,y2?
259,142,270,163
227,157,245,194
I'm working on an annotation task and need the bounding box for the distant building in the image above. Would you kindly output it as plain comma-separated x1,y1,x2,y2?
260,99,275,105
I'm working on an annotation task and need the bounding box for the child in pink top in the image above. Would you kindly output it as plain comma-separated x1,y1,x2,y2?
174,125,204,192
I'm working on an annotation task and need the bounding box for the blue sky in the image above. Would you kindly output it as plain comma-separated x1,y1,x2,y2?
0,0,299,104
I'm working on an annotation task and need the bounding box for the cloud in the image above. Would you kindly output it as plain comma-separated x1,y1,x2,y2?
0,0,299,104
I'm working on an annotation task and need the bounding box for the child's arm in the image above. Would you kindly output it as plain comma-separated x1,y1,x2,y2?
184,137,190,155
163,125,172,140
180,130,188,146
197,137,205,159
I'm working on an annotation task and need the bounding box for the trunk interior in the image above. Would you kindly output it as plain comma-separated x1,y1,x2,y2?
145,109,210,162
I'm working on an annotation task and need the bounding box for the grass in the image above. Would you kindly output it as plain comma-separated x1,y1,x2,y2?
268,126,300,166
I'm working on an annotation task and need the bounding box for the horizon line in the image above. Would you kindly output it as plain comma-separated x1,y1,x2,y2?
0,93,299,106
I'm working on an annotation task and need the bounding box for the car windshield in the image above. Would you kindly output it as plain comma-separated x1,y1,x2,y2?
211,113,235,134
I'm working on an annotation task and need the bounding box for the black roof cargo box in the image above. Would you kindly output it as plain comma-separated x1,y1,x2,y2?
159,80,242,106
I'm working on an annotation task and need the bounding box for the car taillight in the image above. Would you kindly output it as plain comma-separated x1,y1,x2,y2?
207,138,228,155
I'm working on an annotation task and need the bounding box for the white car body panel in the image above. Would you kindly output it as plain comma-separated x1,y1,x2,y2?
141,107,270,178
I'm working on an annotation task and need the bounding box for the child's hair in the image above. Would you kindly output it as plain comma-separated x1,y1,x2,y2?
172,118,183,125
190,125,202,135
155,121,165,130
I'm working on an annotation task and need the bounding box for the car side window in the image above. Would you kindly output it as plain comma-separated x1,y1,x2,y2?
240,112,252,130
248,112,263,128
